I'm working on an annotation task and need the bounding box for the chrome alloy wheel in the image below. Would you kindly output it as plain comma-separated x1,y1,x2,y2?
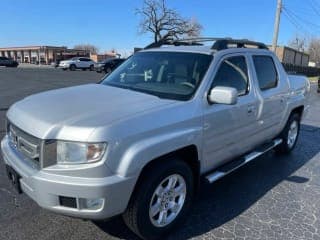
287,120,298,148
149,174,186,227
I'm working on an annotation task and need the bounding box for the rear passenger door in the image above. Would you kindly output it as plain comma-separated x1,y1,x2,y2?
251,55,287,140
203,54,260,170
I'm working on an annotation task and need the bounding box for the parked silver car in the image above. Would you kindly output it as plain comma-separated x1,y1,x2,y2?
1,38,310,239
58,57,95,71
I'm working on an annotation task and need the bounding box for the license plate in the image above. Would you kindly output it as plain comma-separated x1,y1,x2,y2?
5,165,22,194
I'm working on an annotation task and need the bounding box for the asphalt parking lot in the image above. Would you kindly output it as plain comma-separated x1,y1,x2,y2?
0,68,320,240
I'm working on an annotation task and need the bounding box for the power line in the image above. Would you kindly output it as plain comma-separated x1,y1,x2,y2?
282,7,312,35
309,0,320,15
282,5,320,36
283,4,318,17
285,7,320,29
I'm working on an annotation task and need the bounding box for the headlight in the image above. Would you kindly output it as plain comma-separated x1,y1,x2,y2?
56,141,107,164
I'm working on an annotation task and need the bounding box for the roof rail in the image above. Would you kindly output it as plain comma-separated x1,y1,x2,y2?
144,38,202,50
144,37,268,51
211,39,268,50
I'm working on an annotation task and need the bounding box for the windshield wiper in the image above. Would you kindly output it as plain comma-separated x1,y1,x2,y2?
103,82,165,99
102,82,187,100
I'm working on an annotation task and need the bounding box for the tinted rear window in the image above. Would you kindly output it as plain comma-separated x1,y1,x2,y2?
253,56,278,90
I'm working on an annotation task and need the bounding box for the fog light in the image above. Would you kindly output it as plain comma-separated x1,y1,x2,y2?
80,198,104,210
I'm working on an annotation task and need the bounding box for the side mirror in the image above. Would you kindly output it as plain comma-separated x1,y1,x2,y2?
208,86,238,105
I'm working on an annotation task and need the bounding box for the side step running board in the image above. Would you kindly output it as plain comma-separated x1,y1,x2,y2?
206,139,282,183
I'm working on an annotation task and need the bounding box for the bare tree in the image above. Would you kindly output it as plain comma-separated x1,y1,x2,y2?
308,38,320,65
288,35,307,52
73,44,99,54
136,0,202,43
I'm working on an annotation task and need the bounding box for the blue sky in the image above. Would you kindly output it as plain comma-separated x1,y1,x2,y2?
1,0,319,55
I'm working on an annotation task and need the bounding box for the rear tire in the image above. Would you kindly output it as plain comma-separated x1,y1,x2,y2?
123,159,194,240
89,65,94,71
275,113,301,154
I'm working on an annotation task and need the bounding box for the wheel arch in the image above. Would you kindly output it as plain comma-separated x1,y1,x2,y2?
291,105,304,118
131,145,200,197
278,105,304,135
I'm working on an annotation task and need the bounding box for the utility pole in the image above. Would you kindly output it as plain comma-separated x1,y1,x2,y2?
272,0,282,52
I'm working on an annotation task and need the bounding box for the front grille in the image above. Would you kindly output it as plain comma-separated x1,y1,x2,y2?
8,123,41,168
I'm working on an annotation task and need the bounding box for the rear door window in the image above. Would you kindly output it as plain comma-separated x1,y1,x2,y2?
253,56,278,90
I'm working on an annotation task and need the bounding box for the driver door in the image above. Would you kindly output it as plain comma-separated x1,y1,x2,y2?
203,54,260,171
78,58,86,68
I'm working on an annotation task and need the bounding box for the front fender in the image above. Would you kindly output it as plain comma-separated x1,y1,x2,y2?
115,127,202,177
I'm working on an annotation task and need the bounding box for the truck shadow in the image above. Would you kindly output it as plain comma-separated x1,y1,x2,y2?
94,124,320,240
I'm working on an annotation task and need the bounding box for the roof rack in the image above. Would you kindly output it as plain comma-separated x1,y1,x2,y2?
144,37,269,51
144,38,202,50
211,39,268,50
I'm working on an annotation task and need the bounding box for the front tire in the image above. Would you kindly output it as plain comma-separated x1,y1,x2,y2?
89,65,94,71
105,67,112,74
69,64,76,71
275,113,301,154
123,159,194,240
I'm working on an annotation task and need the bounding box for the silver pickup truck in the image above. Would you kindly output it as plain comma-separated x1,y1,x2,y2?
1,38,310,239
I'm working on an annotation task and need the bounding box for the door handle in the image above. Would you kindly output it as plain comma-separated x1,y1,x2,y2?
247,105,256,114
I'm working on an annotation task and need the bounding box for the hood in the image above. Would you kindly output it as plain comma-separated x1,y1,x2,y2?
60,60,73,64
7,84,175,141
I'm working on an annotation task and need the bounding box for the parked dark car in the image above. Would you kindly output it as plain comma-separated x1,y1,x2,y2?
318,76,320,93
95,58,125,73
0,57,19,67
52,60,61,68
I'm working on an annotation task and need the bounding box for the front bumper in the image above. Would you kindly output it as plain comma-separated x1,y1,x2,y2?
58,64,70,69
1,135,136,220
94,65,104,72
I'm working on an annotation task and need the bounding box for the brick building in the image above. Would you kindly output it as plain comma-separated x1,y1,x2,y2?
90,51,120,62
270,46,309,67
0,46,89,64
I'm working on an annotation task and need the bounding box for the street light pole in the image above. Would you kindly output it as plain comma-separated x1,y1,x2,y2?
272,0,282,52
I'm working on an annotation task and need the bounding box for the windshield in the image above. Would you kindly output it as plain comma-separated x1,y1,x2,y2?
100,51,212,101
